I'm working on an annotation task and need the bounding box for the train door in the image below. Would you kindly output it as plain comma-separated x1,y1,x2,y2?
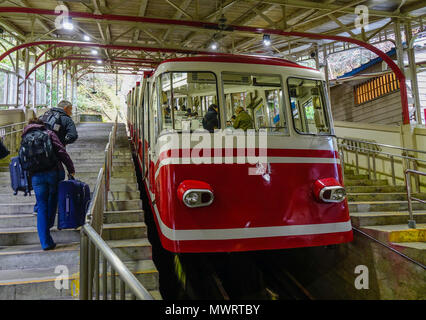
143,80,150,180
137,78,146,177
148,79,159,194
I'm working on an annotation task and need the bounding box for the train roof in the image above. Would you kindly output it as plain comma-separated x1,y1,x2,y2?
158,54,315,71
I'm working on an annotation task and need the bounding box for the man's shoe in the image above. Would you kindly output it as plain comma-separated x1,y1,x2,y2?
43,243,56,251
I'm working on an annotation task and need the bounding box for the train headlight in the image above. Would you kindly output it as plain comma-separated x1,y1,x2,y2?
177,180,214,208
313,178,346,203
184,192,199,205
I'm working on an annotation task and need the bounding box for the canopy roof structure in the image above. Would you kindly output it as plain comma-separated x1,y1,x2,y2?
0,1,424,62
0,0,424,123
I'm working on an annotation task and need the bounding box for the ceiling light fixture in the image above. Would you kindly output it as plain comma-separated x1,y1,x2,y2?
263,34,271,46
62,17,74,30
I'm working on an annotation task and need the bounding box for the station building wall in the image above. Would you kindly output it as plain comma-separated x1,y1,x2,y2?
329,59,403,126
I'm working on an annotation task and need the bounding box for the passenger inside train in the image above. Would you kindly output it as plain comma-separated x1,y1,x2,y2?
156,71,294,134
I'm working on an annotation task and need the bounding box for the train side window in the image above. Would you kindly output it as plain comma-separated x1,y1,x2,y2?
222,72,287,134
287,77,331,135
151,80,160,142
159,71,218,132
144,81,150,146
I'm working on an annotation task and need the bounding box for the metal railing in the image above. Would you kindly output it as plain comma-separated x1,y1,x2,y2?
0,109,79,158
405,169,426,229
337,137,426,229
337,136,426,192
0,121,26,157
79,117,153,300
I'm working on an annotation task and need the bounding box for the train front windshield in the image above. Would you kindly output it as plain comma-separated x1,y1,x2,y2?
222,72,287,134
287,77,331,135
159,71,218,132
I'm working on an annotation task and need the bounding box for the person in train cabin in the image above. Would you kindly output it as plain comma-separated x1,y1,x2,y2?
20,118,75,251
233,107,254,131
202,104,219,133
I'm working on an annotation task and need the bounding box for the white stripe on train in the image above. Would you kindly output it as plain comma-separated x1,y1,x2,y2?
146,184,351,242
154,156,340,180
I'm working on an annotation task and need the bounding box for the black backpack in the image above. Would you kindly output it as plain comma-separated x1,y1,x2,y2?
0,139,9,159
19,129,58,173
41,110,62,133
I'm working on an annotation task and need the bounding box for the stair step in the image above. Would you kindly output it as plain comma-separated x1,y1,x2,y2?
360,223,426,243
344,179,389,186
344,174,370,180
0,226,80,246
107,238,153,261
345,185,407,193
107,199,142,211
0,203,35,215
0,242,80,270
349,201,426,213
0,259,159,300
104,210,144,224
350,211,426,227
347,193,426,202
0,264,79,299
389,242,426,265
0,194,37,203
0,214,39,228
108,191,140,201
102,222,147,241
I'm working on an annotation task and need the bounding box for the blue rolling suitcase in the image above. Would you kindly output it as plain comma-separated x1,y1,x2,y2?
58,177,91,230
9,156,32,196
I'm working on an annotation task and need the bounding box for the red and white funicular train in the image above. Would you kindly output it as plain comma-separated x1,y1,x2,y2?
127,55,353,253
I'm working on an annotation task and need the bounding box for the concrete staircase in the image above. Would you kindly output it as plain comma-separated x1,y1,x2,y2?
0,122,160,300
345,168,426,265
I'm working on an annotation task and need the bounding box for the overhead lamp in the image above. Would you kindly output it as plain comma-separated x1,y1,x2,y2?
210,42,218,50
96,59,102,64
62,17,74,30
84,35,90,41
91,49,98,55
263,34,271,46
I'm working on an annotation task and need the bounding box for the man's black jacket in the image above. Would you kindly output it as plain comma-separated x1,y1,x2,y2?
42,108,78,146
202,107,219,133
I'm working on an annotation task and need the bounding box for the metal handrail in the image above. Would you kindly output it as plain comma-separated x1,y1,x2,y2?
405,169,426,229
80,224,154,300
337,136,425,192
79,117,153,300
337,136,426,156
0,121,26,157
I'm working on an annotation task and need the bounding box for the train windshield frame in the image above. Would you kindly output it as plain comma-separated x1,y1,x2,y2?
287,77,332,136
221,72,288,135
158,71,219,133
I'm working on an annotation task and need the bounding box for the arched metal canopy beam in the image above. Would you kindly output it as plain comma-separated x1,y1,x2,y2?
76,71,146,82
0,40,218,64
26,56,155,80
0,7,410,123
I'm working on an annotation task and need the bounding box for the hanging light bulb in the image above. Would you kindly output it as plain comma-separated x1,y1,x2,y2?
211,42,218,50
84,35,90,41
263,34,271,46
96,59,102,64
62,17,74,30
91,49,98,55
